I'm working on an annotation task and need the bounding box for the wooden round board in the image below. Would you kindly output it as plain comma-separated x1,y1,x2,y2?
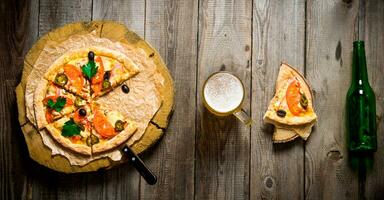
15,21,174,173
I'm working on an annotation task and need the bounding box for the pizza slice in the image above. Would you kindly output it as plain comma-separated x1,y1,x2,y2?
45,104,93,156
45,58,91,99
34,79,88,129
90,102,137,154
264,63,317,126
90,54,139,98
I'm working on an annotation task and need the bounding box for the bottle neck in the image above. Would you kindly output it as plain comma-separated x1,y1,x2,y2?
352,41,369,84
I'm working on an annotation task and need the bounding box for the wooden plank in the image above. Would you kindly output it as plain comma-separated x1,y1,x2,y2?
28,164,58,200
92,0,145,37
305,0,359,199
26,0,40,53
363,0,384,198
139,0,198,199
83,166,139,200
250,0,305,199
31,0,92,199
0,80,29,200
87,2,147,200
195,0,251,199
38,0,92,36
0,0,38,199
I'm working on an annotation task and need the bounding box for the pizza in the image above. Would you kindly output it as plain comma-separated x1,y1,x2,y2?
34,47,141,155
264,63,317,141
34,79,84,129
45,104,93,155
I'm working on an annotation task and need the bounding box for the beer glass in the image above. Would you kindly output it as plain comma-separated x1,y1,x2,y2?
202,71,252,126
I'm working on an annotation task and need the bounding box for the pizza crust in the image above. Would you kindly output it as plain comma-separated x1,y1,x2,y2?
34,79,50,129
92,120,137,154
45,124,92,156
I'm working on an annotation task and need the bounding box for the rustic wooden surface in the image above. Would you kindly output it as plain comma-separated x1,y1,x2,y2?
1,0,383,199
251,0,305,199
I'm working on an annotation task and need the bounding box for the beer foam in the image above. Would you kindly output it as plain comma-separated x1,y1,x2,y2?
203,72,244,113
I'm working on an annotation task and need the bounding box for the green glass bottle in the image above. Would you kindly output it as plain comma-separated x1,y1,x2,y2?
346,41,377,152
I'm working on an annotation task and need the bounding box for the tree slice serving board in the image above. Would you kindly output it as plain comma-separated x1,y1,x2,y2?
15,21,174,173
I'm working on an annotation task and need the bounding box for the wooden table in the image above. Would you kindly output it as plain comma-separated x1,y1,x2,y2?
1,0,383,199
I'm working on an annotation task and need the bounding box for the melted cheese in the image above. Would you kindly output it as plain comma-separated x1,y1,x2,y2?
61,106,75,114
47,84,56,95
79,129,90,138
100,56,114,71
67,57,88,67
106,110,124,126
54,117,69,129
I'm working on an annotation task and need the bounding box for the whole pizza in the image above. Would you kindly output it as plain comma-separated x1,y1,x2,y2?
18,22,174,169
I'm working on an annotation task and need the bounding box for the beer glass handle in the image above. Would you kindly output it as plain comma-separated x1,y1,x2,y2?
233,109,252,126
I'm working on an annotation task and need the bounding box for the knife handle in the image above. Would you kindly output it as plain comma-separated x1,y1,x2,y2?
122,146,157,185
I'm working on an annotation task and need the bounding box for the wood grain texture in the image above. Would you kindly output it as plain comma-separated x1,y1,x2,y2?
33,1,93,199
92,0,145,37
3,0,384,199
139,0,197,199
251,0,305,199
90,1,146,199
305,0,359,199
363,0,384,198
0,0,37,199
196,0,252,199
38,0,92,36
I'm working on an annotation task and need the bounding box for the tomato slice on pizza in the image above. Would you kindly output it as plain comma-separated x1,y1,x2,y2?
90,102,137,154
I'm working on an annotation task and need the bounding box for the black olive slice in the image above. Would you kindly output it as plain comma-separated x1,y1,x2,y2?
276,109,286,117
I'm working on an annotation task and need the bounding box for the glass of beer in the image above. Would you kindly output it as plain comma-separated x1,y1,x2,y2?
202,71,252,126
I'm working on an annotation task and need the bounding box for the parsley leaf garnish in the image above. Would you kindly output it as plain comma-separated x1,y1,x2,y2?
82,61,98,80
47,99,55,108
61,119,81,137
46,97,67,112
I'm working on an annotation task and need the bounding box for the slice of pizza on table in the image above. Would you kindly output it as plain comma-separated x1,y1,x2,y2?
264,63,317,142
45,103,93,156
34,79,87,129
89,52,139,98
90,102,137,154
44,57,91,99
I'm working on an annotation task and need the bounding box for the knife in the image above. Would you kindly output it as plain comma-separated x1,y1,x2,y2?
121,145,157,185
